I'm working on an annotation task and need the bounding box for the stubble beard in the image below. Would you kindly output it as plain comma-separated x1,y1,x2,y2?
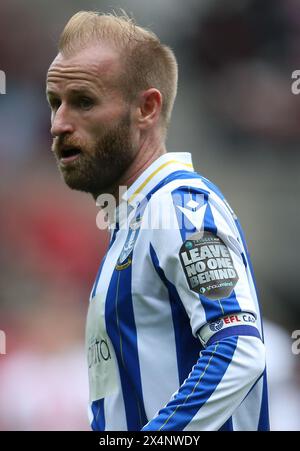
53,112,136,200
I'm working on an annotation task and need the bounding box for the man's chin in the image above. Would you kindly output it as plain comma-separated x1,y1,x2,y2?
59,167,111,197
59,168,92,193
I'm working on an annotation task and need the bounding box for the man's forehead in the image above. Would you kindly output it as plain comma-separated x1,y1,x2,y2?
47,45,122,87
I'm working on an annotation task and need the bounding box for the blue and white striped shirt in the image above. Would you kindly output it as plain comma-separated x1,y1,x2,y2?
86,152,269,431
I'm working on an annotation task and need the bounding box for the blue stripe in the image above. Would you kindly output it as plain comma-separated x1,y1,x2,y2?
199,202,225,322
142,336,238,431
220,291,242,316
198,175,226,202
150,244,201,385
91,226,119,299
219,416,233,431
170,185,209,241
105,262,148,430
91,256,107,299
206,325,261,347
171,188,197,241
201,198,242,320
234,219,266,340
258,370,270,431
91,398,105,431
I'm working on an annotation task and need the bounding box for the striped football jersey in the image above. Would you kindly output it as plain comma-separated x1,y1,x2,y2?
86,152,269,431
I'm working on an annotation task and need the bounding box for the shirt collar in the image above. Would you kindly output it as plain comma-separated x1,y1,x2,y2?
122,152,194,206
112,152,194,229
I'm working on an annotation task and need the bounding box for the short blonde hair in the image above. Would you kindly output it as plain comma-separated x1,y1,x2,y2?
59,11,178,130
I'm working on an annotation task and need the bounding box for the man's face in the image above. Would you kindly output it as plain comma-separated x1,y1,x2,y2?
46,45,137,198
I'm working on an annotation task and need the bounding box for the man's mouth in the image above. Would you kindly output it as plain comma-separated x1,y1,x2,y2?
58,147,82,165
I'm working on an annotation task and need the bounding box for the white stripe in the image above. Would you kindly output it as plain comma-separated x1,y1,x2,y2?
232,376,264,431
148,189,207,335
131,233,180,420
103,391,128,431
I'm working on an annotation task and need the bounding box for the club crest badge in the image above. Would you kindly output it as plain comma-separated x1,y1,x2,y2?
115,216,142,270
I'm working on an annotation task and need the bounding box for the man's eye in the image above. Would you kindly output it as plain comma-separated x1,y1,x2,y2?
49,99,61,110
78,97,94,110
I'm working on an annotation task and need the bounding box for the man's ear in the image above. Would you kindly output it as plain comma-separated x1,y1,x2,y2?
136,88,163,129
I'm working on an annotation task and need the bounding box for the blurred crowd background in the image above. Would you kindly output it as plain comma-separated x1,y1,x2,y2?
0,0,299,430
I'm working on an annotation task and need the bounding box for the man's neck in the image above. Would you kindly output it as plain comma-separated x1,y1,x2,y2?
123,145,166,189
107,136,167,206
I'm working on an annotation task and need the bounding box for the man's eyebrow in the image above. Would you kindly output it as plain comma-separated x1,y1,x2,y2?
46,90,59,100
67,87,98,96
46,87,97,98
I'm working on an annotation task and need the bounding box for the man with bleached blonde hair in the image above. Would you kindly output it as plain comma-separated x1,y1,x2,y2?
46,11,269,431
47,11,177,198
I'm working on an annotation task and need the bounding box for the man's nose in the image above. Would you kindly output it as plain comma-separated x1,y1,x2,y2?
50,105,75,137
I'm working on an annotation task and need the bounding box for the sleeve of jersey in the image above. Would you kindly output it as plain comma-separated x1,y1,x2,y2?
142,335,265,431
142,184,265,430
148,183,261,339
